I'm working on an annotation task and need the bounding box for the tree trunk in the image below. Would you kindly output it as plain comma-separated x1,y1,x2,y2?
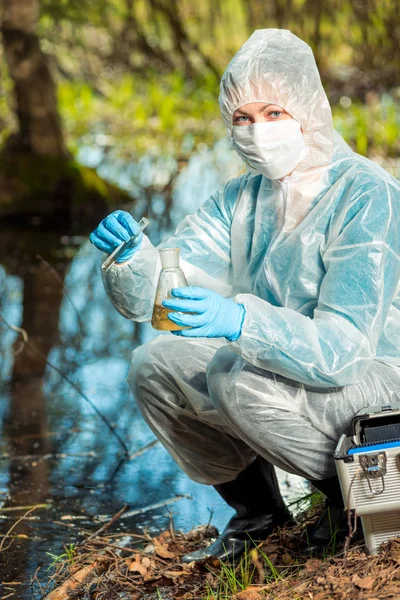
0,0,68,157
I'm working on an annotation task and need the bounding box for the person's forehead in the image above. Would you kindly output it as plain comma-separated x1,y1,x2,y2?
233,102,282,114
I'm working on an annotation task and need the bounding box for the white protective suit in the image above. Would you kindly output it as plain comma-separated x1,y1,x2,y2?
102,29,400,483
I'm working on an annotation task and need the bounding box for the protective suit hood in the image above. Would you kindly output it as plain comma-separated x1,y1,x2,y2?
219,29,334,173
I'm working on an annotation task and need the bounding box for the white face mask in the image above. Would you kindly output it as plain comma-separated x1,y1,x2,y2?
232,119,306,180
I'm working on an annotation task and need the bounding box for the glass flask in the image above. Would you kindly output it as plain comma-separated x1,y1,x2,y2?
151,248,190,331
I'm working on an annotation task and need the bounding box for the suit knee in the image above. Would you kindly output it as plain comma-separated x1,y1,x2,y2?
128,336,171,396
206,346,243,412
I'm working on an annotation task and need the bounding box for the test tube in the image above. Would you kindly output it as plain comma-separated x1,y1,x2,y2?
101,216,150,273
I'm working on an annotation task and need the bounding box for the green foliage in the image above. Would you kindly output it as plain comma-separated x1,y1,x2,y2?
206,548,257,598
204,540,292,599
40,0,108,25
58,71,223,161
0,53,15,147
333,92,400,157
46,543,77,569
254,545,284,582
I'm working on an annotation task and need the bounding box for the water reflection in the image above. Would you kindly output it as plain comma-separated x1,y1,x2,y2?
0,229,75,592
0,141,307,597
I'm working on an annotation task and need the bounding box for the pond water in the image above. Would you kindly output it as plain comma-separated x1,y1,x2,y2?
0,139,308,598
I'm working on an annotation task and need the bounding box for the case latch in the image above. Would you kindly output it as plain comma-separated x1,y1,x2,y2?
359,452,387,495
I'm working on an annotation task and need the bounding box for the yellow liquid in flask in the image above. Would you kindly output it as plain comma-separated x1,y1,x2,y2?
151,305,190,331
151,247,191,331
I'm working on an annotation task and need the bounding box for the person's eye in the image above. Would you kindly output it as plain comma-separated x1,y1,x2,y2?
268,110,283,119
233,115,250,124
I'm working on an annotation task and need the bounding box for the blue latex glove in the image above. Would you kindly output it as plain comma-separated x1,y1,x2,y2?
162,287,246,341
89,210,144,263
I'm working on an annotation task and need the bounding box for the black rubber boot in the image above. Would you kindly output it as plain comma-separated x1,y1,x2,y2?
181,457,292,564
305,475,359,553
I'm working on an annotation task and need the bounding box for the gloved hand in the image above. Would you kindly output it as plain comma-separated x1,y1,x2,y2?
162,287,246,341
89,210,144,263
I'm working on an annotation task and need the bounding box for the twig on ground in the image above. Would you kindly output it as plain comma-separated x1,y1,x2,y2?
0,506,38,552
1,591,17,599
129,439,159,460
0,452,97,461
52,521,85,531
87,532,151,540
32,567,45,595
165,505,175,541
44,562,103,600
82,539,143,553
0,504,49,513
115,494,191,520
80,505,128,546
204,507,214,538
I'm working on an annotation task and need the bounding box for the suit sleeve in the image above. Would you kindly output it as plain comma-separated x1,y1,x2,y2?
101,178,243,320
230,182,400,387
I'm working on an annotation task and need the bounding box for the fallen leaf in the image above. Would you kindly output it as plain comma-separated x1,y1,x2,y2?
205,572,215,584
163,570,189,579
281,552,293,565
208,557,220,568
141,556,151,568
379,566,395,581
263,543,279,553
314,593,328,600
352,574,376,590
185,524,218,541
268,553,278,564
392,552,400,565
128,561,148,577
154,544,175,559
305,559,322,573
235,588,263,600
